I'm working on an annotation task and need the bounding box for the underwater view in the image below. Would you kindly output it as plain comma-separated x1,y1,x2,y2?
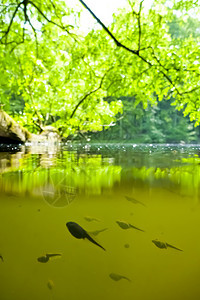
0,143,200,300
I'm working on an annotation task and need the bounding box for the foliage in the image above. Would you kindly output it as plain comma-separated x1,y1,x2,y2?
0,0,123,135
90,96,198,143
0,0,200,139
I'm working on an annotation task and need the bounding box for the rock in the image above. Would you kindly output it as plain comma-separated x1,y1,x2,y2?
0,111,60,145
0,110,31,143
40,126,60,140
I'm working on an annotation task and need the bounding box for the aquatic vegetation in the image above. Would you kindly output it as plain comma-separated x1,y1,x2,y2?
152,240,183,251
66,222,106,251
116,220,145,232
37,253,61,263
125,195,146,207
109,273,131,282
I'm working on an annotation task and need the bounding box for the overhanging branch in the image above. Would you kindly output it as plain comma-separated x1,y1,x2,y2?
0,0,75,47
28,1,71,34
25,14,39,56
138,0,144,51
79,0,139,55
0,1,23,44
79,0,183,96
128,0,144,51
70,68,113,119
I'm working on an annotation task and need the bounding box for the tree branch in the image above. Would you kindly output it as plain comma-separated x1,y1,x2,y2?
9,27,25,52
26,15,39,56
0,3,16,15
79,0,183,97
28,1,71,34
128,0,144,51
138,0,144,52
79,0,139,55
25,86,43,130
180,86,200,95
0,0,76,47
0,1,23,44
70,68,113,119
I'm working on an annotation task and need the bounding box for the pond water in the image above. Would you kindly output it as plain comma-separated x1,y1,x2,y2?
0,142,200,300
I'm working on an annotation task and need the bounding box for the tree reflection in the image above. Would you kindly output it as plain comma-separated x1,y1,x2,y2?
0,146,200,199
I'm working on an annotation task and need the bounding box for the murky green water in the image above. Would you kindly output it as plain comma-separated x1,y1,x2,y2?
1,143,200,300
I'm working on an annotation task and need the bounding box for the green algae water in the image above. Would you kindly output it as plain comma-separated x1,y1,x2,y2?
1,143,200,300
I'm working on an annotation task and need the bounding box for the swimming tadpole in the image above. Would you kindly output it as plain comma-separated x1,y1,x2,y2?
37,253,61,263
66,222,106,251
37,256,49,263
116,220,145,232
152,239,183,251
125,195,146,207
84,216,100,222
89,228,108,236
109,273,131,282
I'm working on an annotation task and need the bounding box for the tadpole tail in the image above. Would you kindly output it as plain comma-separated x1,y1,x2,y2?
129,224,145,232
85,232,106,251
122,276,131,282
166,243,183,251
46,254,61,258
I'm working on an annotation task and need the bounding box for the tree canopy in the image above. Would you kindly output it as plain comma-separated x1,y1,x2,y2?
0,0,200,138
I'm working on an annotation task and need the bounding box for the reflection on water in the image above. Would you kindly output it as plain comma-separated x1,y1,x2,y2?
0,143,200,300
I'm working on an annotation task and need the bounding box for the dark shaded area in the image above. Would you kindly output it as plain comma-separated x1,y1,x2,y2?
0,142,22,152
0,136,24,145
0,137,23,144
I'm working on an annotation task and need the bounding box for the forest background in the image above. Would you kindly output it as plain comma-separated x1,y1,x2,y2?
1,0,200,143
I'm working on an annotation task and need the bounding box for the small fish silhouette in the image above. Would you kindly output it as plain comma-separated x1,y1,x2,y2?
152,240,183,251
66,222,106,251
90,228,108,236
0,255,3,262
37,253,61,263
116,220,145,232
125,195,146,207
109,272,131,282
